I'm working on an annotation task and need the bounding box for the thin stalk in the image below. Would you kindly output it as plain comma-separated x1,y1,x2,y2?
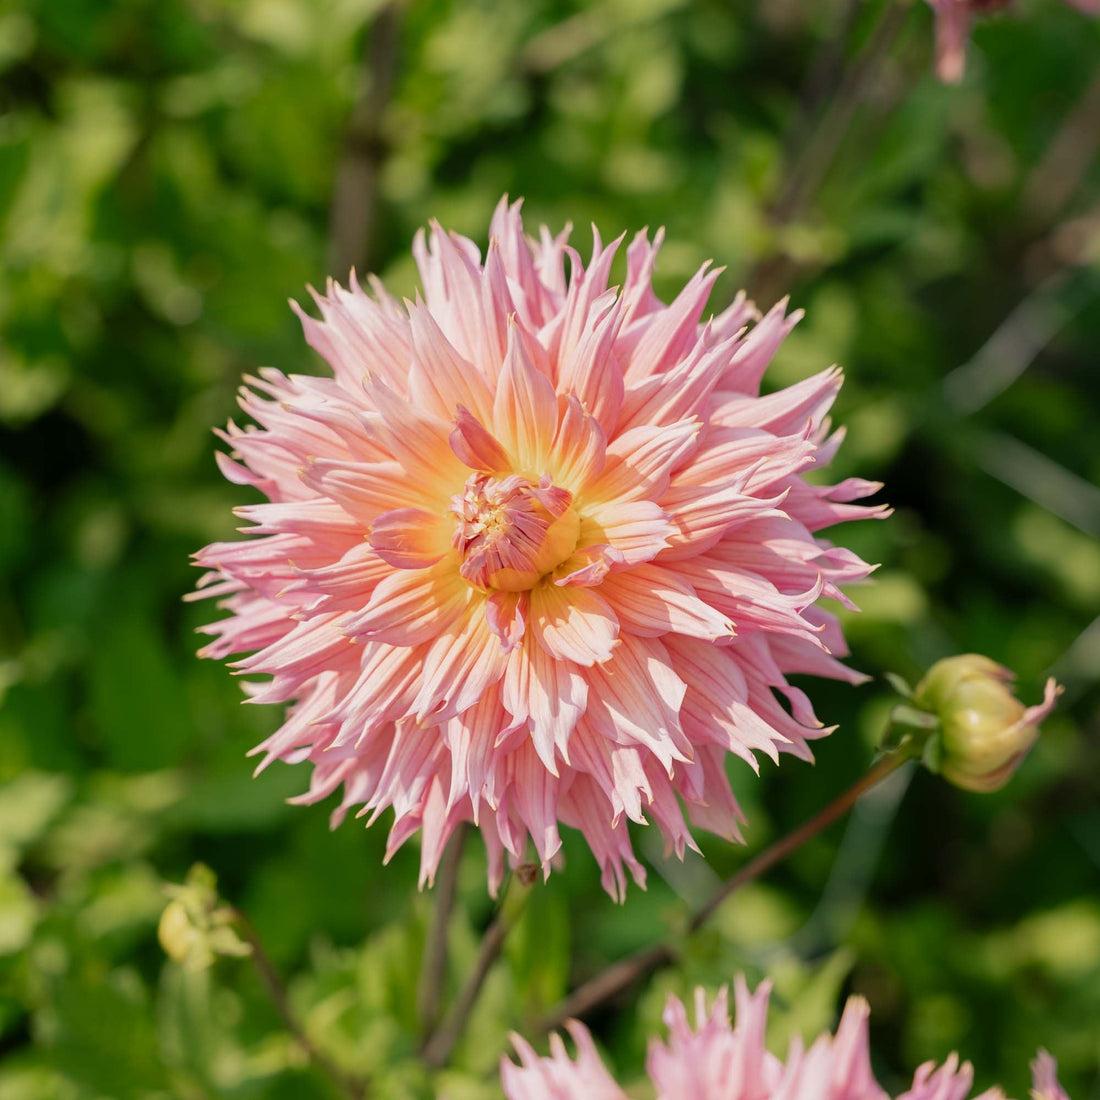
417,825,467,1039
534,745,917,1035
421,864,537,1071
771,0,911,226
232,910,369,1099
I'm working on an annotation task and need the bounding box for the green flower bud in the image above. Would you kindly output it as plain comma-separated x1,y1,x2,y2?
914,655,1061,793
158,863,251,972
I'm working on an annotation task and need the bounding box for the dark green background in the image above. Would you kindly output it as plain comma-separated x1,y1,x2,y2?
1,0,1098,1096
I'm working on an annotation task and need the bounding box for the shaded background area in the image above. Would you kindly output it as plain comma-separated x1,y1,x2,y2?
1,0,1098,1096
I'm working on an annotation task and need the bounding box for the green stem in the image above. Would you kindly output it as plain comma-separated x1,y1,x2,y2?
417,825,467,1039
534,743,918,1035
420,864,538,1071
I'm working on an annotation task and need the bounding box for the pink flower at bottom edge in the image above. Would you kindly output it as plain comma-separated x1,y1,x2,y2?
500,976,1071,1100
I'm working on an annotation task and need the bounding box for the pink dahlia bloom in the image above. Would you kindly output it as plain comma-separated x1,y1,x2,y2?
502,976,1070,1100
191,198,883,898
925,0,1098,83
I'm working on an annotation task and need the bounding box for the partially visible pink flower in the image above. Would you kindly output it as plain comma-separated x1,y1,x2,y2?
501,976,1070,1100
192,198,882,899
925,0,1097,82
503,1023,625,1100
1031,1051,1071,1100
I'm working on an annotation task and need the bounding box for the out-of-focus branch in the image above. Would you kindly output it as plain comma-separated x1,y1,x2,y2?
750,0,914,304
534,746,917,1036
328,2,403,280
784,0,865,159
972,429,1100,539
1023,65,1100,225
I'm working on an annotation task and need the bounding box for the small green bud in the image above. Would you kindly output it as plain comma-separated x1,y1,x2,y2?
914,655,1061,793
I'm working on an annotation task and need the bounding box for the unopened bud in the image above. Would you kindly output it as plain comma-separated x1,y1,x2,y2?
157,863,251,972
914,655,1061,793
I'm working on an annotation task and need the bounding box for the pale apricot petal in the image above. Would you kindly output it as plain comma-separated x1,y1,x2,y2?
344,561,471,646
529,583,619,666
550,393,607,493
588,419,701,502
578,499,675,565
413,607,510,724
407,300,495,425
368,508,451,569
502,636,588,773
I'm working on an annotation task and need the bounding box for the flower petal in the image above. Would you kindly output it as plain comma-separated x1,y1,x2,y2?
493,324,559,472
368,508,452,569
529,583,619,666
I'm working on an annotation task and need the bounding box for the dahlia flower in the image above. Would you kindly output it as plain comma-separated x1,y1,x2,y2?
502,976,1070,1100
191,198,883,898
925,0,1099,83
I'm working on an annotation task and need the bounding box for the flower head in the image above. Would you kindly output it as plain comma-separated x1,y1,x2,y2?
502,976,1070,1100
191,198,883,897
925,0,1097,83
914,654,1061,793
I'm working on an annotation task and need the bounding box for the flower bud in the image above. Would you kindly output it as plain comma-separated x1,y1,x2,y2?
158,863,251,972
914,655,1061,792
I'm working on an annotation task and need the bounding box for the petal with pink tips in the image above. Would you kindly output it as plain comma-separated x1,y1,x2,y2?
502,635,588,773
554,291,625,434
413,605,509,723
486,590,529,653
551,393,607,493
588,419,701,503
494,325,559,472
585,634,690,772
344,560,471,646
554,543,626,587
599,562,734,640
407,302,495,425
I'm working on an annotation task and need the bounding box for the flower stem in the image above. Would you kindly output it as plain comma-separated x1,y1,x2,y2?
421,863,538,1071
534,744,918,1035
417,825,467,1039
232,910,369,1099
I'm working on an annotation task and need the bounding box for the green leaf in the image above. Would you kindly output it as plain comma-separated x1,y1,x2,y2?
0,772,72,854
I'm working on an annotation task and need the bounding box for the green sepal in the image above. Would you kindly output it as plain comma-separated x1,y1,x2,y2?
884,672,914,699
921,732,944,774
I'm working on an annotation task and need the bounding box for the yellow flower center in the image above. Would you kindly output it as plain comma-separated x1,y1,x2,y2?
450,473,580,592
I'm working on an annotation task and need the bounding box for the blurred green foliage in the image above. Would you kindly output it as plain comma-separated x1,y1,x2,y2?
1,0,1098,1096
